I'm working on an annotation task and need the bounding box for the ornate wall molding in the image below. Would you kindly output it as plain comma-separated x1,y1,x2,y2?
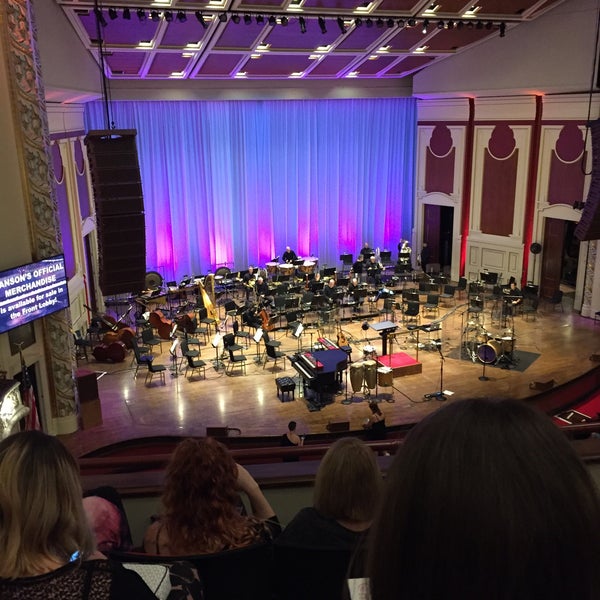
2,0,77,422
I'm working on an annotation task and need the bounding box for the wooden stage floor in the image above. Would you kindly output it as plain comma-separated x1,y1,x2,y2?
61,293,600,457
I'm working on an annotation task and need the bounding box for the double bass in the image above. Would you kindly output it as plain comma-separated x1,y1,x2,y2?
148,310,174,340
84,305,136,349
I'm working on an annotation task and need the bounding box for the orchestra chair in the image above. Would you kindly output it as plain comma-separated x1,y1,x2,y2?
522,296,539,321
110,541,274,600
423,293,440,318
73,329,92,362
185,354,207,379
141,326,163,354
402,301,421,327
189,316,209,345
232,319,251,347
227,347,247,376
285,311,302,336
179,339,200,369
456,277,468,299
440,284,456,307
130,338,153,377
273,295,287,328
263,342,286,371
222,333,243,358
379,297,395,321
145,360,167,386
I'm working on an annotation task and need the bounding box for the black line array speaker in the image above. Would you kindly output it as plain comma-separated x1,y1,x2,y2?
575,119,600,241
85,130,146,295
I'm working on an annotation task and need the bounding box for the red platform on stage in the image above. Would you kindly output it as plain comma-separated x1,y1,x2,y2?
378,352,422,377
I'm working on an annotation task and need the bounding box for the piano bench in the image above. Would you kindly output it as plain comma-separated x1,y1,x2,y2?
276,377,296,402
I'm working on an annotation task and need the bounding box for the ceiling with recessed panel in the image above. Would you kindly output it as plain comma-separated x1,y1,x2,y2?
55,0,566,81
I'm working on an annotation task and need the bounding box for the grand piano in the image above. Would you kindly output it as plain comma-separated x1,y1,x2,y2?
289,340,349,407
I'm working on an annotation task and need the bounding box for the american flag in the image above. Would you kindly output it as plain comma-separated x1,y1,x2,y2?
19,350,41,431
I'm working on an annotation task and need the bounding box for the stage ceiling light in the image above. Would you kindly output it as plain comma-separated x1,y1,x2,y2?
108,7,118,20
244,14,252,24
177,11,187,23
122,8,131,20
94,8,108,27
318,16,327,33
337,17,346,34
268,15,277,25
137,9,146,21
219,13,228,23
299,16,307,33
196,11,208,28
232,14,241,24
164,11,173,22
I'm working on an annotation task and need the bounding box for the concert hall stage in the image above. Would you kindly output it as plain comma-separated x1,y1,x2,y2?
377,352,422,377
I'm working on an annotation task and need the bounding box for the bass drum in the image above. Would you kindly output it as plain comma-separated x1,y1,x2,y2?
477,340,502,364
144,271,163,290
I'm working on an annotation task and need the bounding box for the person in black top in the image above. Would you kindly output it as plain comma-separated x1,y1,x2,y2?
348,277,364,312
503,279,523,316
363,401,386,440
243,266,256,301
323,278,339,306
351,255,365,281
310,272,324,293
359,242,374,260
366,255,383,286
280,421,304,462
282,246,298,264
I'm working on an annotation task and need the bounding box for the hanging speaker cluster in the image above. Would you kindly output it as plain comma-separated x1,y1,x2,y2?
530,243,542,254
85,130,146,296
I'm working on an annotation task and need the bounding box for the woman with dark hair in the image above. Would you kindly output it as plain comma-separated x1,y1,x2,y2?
143,437,280,555
365,398,600,600
0,431,155,599
362,402,386,440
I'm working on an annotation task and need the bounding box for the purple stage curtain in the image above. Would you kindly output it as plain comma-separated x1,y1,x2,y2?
85,98,416,282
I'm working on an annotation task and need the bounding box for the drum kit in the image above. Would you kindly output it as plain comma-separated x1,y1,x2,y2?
464,321,516,367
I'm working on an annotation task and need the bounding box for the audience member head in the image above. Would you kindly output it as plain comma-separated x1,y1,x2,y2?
0,431,95,578
367,398,600,600
288,421,297,432
314,438,382,527
161,437,258,554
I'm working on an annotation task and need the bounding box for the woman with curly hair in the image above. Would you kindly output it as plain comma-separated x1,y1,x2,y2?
143,437,280,555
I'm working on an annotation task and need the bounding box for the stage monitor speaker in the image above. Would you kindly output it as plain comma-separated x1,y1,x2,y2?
575,119,600,241
85,130,144,217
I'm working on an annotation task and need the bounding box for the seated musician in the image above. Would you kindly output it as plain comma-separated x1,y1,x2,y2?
255,276,271,303
366,255,383,286
359,242,374,260
351,254,365,280
243,304,262,329
243,266,256,301
282,246,298,264
503,278,523,316
347,277,364,312
323,278,339,306
310,272,324,293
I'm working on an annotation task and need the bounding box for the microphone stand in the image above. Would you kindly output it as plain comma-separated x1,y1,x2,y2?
424,339,446,401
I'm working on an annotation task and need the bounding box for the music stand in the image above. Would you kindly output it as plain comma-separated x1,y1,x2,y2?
212,333,224,370
253,328,264,363
293,322,304,352
169,336,181,377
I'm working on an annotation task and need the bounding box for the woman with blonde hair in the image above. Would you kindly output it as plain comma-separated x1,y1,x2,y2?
144,436,280,555
0,430,155,598
277,437,382,549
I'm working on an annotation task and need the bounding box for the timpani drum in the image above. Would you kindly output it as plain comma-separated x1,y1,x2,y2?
364,360,378,390
299,261,316,275
377,366,393,387
279,264,295,277
350,361,365,393
266,262,279,276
